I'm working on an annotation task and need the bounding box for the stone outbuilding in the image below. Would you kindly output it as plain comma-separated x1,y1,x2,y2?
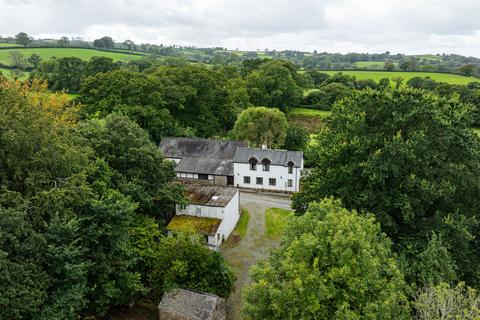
158,288,226,320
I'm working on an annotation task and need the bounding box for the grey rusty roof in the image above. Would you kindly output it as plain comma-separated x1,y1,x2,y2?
185,184,238,207
158,288,226,320
159,137,247,175
233,147,303,167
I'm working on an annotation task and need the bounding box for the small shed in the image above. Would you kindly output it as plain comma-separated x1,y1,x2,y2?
168,185,240,249
158,288,226,320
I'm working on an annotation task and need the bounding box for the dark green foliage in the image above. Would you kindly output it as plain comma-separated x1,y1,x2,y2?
303,82,352,110
243,198,410,319
78,69,177,142
282,124,308,151
93,36,114,49
293,88,480,288
246,60,302,111
153,233,235,299
76,113,185,221
83,56,120,78
49,57,86,93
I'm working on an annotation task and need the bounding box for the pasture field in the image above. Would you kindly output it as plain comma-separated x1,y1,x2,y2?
288,107,331,133
0,43,18,47
0,47,142,65
289,107,331,118
319,70,480,85
354,61,386,68
0,67,29,80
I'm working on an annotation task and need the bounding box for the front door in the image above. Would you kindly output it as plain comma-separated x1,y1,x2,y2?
227,176,234,186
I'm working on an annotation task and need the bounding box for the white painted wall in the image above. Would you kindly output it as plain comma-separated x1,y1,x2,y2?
233,162,303,192
175,190,240,248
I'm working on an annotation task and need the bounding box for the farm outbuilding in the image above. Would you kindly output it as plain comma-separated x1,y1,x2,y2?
168,185,240,249
158,288,226,320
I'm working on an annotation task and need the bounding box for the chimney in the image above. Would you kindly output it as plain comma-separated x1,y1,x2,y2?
261,144,268,150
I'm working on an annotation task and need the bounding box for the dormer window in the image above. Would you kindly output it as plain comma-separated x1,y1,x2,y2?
262,158,271,172
288,161,294,174
249,157,258,171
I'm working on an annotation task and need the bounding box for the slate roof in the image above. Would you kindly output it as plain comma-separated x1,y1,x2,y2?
159,137,247,175
158,288,226,320
184,184,238,207
233,147,303,167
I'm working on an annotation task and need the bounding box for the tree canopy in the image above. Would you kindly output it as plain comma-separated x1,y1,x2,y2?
232,106,288,148
293,88,480,288
243,198,410,319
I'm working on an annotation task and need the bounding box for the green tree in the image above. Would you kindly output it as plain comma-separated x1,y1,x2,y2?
78,69,177,142
293,88,480,287
49,57,86,92
282,124,308,151
27,53,41,69
153,233,235,299
243,198,410,319
9,50,27,68
246,60,302,111
93,36,114,49
233,106,288,148
76,113,185,221
57,36,70,47
15,32,30,46
83,56,119,78
415,282,480,320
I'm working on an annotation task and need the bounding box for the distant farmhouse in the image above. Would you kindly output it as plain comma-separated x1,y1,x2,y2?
159,137,303,192
160,137,303,250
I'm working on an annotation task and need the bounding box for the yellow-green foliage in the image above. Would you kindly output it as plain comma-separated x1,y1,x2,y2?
265,207,293,239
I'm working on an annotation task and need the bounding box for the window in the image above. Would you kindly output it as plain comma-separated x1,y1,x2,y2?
269,178,276,186
288,161,294,174
198,174,209,180
249,157,258,170
243,176,251,184
287,179,293,188
256,177,263,185
262,158,271,171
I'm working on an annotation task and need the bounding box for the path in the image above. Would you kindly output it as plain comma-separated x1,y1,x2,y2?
221,192,292,320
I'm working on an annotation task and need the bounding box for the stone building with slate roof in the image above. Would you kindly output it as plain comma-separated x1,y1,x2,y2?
159,137,303,192
158,288,226,320
159,137,247,186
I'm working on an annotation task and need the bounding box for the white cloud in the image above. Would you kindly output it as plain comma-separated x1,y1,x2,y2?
1,0,480,56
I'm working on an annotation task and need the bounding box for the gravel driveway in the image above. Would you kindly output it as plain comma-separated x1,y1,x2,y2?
221,192,292,320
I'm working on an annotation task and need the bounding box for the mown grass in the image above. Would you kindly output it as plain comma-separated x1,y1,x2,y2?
288,108,331,133
0,48,142,65
318,70,480,85
222,209,250,248
265,208,293,240
289,108,331,118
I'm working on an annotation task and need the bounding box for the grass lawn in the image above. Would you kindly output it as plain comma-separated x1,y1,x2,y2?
0,47,142,65
223,209,250,248
289,107,331,118
318,70,480,85
265,208,293,240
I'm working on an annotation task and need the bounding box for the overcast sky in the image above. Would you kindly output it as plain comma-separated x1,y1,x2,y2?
2,0,480,57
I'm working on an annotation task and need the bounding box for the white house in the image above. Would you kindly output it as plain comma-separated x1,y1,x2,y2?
233,147,303,192
167,184,240,249
159,137,304,193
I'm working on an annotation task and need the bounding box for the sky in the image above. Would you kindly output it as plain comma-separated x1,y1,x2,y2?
2,0,480,57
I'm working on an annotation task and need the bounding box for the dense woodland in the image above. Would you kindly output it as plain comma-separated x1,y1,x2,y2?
2,33,480,319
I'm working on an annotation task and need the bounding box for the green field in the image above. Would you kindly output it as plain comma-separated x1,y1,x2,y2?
319,70,480,85
0,43,18,47
354,61,385,68
289,107,331,118
265,208,293,240
0,67,29,80
0,48,142,65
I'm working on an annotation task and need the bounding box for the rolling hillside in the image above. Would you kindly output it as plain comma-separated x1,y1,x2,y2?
0,47,143,65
